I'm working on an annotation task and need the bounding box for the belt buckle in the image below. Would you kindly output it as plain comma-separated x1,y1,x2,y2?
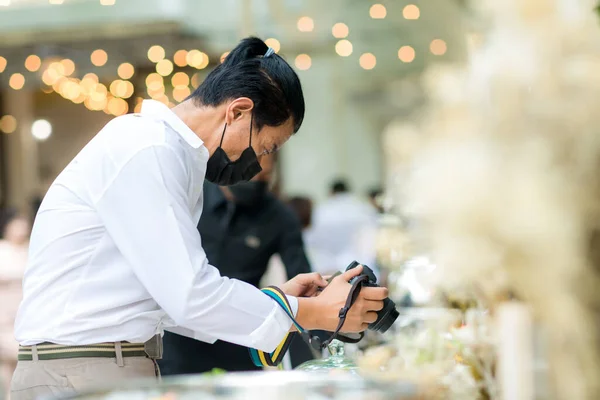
144,335,163,360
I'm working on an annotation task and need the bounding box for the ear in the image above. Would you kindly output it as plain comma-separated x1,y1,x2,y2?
225,97,254,125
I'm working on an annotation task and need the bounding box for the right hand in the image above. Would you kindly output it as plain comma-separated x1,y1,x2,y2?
311,265,388,332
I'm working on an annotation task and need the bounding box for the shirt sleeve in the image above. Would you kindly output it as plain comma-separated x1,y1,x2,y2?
94,144,296,352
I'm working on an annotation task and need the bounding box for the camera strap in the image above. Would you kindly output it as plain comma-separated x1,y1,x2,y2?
248,277,369,367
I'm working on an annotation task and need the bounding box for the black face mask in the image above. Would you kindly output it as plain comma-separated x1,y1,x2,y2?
229,181,269,207
205,116,262,186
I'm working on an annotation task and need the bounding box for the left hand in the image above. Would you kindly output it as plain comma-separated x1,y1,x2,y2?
280,273,328,297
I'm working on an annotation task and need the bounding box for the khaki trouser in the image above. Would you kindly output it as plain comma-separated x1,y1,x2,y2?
10,356,158,400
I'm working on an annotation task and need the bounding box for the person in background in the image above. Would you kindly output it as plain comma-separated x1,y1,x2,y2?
159,154,315,375
368,188,384,214
0,210,30,397
304,179,379,277
285,196,318,266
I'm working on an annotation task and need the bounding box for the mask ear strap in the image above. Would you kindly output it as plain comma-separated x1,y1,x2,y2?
219,123,227,147
249,113,254,147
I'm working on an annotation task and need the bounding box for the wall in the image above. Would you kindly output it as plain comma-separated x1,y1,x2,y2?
280,53,383,204
34,93,113,184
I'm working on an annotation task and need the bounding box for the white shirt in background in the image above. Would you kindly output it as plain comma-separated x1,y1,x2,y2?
305,193,379,277
15,100,296,353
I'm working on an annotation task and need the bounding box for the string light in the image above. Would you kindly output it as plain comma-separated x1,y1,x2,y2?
31,119,52,141
332,23,349,39
49,0,64,4
297,16,314,32
9,73,25,90
335,40,353,57
148,45,165,63
294,54,311,71
49,61,65,76
146,73,164,91
398,46,416,63
403,4,420,20
0,56,6,73
100,0,116,5
173,50,188,67
107,97,128,116
61,59,75,76
171,72,190,88
191,72,201,88
359,53,376,70
117,62,134,79
25,55,41,72
122,81,134,98
265,38,281,53
187,50,209,69
369,4,386,19
172,86,191,102
0,115,17,134
156,59,174,76
90,49,108,66
430,39,447,55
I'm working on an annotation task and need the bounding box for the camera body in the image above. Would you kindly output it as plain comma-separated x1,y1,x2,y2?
346,261,399,333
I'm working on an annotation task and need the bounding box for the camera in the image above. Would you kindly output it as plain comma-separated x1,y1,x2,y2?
346,261,399,333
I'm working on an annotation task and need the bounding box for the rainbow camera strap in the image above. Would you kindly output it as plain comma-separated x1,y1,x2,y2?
248,286,305,367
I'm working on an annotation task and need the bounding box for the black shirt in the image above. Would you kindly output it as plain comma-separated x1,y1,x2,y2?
199,182,311,287
159,181,313,375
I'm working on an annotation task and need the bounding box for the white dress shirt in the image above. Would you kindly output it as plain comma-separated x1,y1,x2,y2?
14,100,297,353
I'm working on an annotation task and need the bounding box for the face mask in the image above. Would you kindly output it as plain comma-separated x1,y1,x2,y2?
205,115,262,186
229,181,269,207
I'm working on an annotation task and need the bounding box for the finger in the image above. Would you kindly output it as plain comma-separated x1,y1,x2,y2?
364,311,378,324
361,286,389,301
362,299,385,312
297,272,327,287
338,264,363,282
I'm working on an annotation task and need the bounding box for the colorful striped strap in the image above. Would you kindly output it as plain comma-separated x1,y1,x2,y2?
18,342,147,361
249,286,305,367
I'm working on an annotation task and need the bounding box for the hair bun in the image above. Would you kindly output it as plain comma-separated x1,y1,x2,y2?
222,37,268,66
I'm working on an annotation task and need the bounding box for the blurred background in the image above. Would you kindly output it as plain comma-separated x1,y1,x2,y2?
0,0,465,213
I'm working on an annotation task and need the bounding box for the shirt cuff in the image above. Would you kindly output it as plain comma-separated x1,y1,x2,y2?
248,295,298,353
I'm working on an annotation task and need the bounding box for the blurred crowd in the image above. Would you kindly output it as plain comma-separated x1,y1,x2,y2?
0,165,383,388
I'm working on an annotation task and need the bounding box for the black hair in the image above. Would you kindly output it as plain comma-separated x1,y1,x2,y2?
330,179,349,194
189,37,305,133
287,196,313,229
0,207,18,239
368,187,383,199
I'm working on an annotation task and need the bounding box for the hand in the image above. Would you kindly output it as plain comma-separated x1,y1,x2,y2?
296,265,389,333
280,272,328,297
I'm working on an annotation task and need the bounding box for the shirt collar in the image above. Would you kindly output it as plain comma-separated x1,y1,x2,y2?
140,100,203,149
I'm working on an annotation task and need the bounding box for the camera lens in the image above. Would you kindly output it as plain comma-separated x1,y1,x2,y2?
368,298,400,333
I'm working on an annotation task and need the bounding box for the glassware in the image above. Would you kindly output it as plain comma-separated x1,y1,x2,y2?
48,371,421,400
295,339,359,375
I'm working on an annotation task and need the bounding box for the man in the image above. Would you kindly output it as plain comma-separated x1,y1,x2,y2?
160,155,314,375
11,37,388,399
305,179,379,276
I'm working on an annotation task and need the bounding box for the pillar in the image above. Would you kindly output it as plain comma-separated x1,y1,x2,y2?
2,89,39,214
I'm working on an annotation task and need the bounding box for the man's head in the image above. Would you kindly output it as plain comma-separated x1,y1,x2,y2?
181,37,304,185
287,196,313,230
0,210,30,246
222,154,277,207
368,187,384,213
330,179,350,196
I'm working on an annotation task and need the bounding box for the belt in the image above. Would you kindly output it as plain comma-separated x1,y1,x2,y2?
18,334,163,361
